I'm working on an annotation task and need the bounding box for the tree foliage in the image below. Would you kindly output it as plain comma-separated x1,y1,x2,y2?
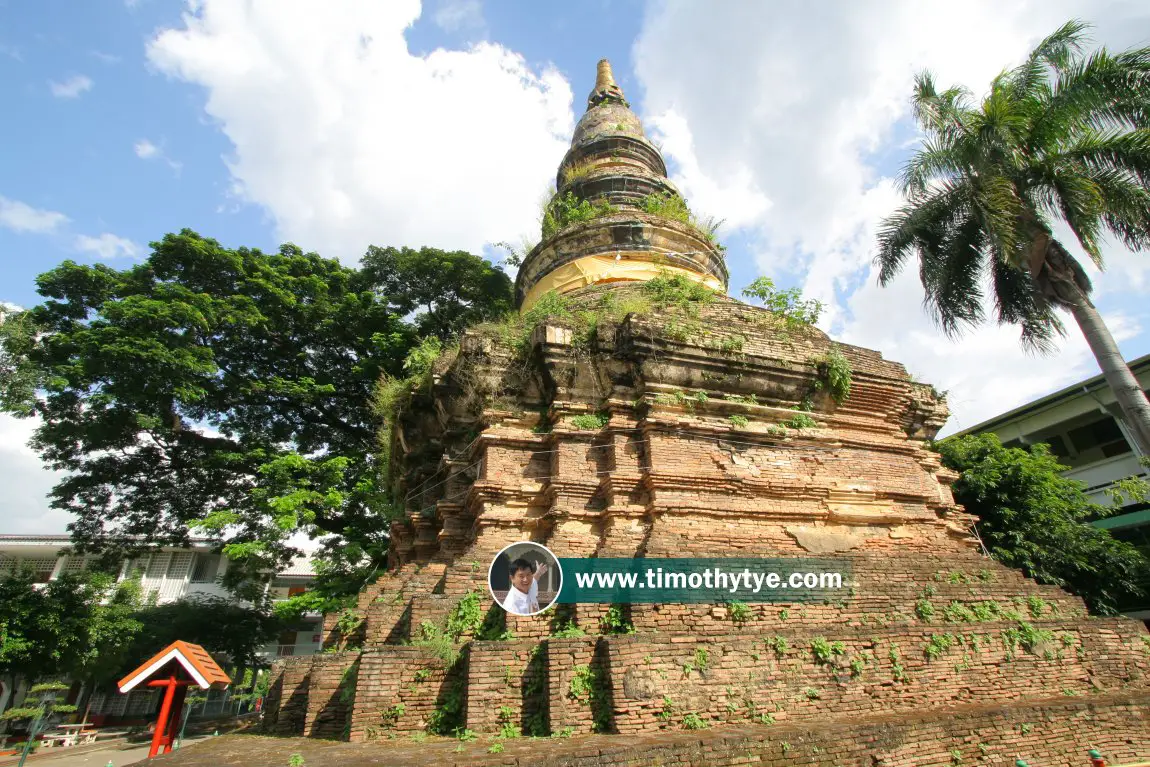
0,570,142,687
0,231,512,588
876,19,1150,350
936,433,1147,615
360,245,513,342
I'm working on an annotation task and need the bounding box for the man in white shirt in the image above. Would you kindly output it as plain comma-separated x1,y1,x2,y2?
502,558,550,615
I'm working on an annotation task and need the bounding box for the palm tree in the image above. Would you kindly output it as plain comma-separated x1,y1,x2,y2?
876,20,1150,454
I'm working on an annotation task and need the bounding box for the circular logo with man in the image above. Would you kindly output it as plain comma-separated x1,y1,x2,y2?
488,542,562,616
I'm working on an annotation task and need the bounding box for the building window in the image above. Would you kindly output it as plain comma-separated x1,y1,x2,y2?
190,554,221,583
24,558,57,584
165,552,193,580
1068,417,1131,459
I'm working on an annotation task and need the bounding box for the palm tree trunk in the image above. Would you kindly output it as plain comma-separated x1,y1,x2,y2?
1066,298,1150,456
1033,236,1150,456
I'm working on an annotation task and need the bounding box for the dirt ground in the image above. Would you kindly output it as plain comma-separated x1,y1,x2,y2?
126,730,706,767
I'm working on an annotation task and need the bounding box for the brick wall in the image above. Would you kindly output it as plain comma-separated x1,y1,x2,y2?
603,619,1150,734
303,651,360,740
348,646,467,741
465,640,548,734
546,637,608,735
262,656,312,736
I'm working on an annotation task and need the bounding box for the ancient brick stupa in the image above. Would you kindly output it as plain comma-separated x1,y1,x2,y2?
263,61,1150,765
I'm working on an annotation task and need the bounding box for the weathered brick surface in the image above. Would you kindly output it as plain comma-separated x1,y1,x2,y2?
546,637,607,735
134,693,1150,766
347,646,466,741
303,651,360,740
261,656,311,736
465,640,547,734
602,619,1150,733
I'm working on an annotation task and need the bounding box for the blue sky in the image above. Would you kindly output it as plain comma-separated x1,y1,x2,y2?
2,0,1150,533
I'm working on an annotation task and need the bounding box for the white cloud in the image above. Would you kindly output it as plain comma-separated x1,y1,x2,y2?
49,74,93,98
634,0,1150,433
91,50,121,64
0,414,73,535
134,138,183,173
433,0,484,33
74,233,142,260
134,139,160,159
0,196,69,234
145,0,574,261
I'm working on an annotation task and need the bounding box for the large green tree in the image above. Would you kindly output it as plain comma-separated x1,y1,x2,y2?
936,433,1147,615
0,231,512,587
876,21,1150,454
361,246,514,342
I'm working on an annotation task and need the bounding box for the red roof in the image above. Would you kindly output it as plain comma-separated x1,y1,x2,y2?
118,640,231,693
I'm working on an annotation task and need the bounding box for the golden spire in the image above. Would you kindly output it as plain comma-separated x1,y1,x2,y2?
595,59,616,91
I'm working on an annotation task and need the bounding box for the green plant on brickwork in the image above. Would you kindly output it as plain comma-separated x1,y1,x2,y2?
445,591,486,640
570,412,609,430
755,712,775,725
1061,686,1075,696
569,665,594,700
682,713,708,730
810,637,845,664
742,277,822,330
499,722,521,739
778,608,790,620
849,657,866,677
601,604,635,635
915,598,936,620
498,705,515,724
427,665,466,735
727,414,749,429
728,600,751,622
524,709,547,737
551,620,587,638
943,601,976,623
414,668,431,683
641,271,718,314
682,647,709,676
336,609,364,637
750,651,761,661
804,687,821,700
717,335,746,356
288,755,305,767
781,742,792,754
723,393,757,404
456,728,477,742
1020,723,1033,735
560,160,595,187
950,748,963,765
552,726,575,738
970,601,1001,622
978,743,990,756
767,424,789,438
657,696,675,721
379,703,405,728
541,191,617,239
1026,595,1048,619
783,412,818,430
767,635,789,656
488,742,505,754
977,568,994,582
811,348,852,405
924,633,957,660
1003,621,1054,656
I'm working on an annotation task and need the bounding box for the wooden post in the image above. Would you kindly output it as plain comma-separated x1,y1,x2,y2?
163,686,188,754
147,675,177,759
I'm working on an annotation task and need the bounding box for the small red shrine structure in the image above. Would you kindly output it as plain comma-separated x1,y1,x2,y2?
117,640,231,758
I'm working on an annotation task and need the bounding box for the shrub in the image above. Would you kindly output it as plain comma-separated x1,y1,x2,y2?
570,412,609,431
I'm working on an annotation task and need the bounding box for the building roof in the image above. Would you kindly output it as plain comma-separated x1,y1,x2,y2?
952,352,1150,437
118,640,231,693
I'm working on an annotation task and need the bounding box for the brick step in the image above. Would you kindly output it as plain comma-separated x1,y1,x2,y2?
579,618,1150,736
254,682,1150,767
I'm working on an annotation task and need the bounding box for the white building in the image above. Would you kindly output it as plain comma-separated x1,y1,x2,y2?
0,535,323,722
952,353,1150,618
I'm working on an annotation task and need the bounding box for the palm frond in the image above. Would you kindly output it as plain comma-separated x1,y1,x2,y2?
1050,173,1105,265
898,139,967,197
1055,128,1150,187
875,181,971,286
912,71,972,137
971,175,1026,262
918,211,987,339
1033,48,1150,146
990,257,1064,354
